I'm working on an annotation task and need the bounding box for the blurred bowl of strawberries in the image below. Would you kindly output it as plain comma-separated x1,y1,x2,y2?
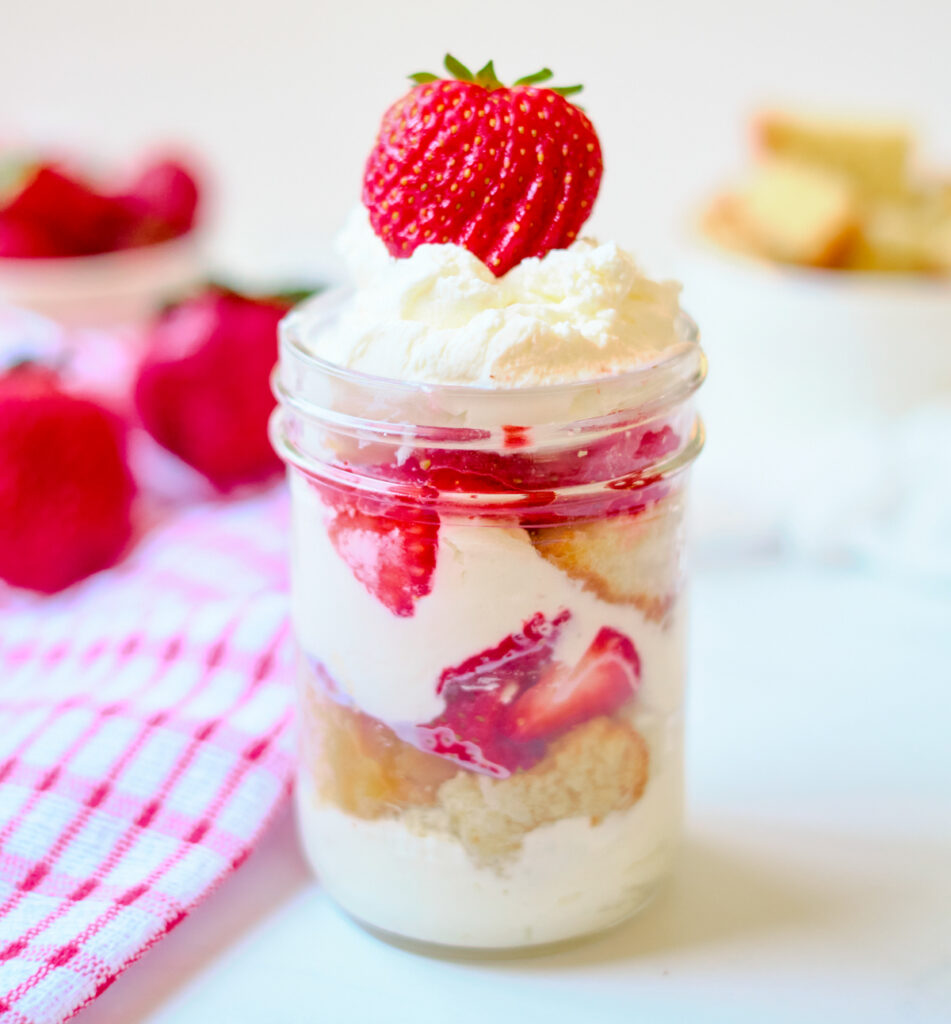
0,151,206,328
682,110,951,444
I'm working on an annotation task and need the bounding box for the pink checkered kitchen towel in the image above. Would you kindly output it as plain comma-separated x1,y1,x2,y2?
0,486,295,1024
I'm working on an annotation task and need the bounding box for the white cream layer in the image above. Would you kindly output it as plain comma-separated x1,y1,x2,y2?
290,472,685,729
297,757,682,949
295,208,683,388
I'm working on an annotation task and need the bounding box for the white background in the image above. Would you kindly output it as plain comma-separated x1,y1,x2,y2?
4,0,951,276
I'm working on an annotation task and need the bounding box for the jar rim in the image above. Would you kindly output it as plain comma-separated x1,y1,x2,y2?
279,287,704,403
271,288,706,522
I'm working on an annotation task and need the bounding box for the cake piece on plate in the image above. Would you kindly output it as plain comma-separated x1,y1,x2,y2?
846,187,951,273
730,157,858,267
755,109,911,197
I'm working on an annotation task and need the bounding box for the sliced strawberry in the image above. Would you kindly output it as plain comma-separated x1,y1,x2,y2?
414,610,571,775
502,627,640,741
374,423,679,496
324,491,438,617
351,422,678,525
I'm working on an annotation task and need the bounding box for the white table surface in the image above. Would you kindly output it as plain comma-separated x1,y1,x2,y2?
73,560,951,1024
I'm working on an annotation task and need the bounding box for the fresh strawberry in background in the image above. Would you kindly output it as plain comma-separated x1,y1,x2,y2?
134,286,299,492
0,216,61,259
115,158,201,246
0,163,126,257
0,152,202,259
0,363,135,593
362,54,602,276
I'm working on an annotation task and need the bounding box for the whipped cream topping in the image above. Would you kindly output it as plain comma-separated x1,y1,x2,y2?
298,208,684,388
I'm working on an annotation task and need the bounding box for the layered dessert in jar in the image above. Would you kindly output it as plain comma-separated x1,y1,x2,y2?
271,56,706,952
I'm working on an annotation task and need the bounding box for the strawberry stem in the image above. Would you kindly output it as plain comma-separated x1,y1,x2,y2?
406,56,584,97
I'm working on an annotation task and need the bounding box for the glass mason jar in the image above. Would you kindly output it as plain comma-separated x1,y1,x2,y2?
271,290,706,954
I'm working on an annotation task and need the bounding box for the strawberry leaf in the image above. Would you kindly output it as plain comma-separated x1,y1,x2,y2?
405,58,585,99
444,53,474,82
264,282,327,308
513,68,553,86
474,60,503,90
0,157,36,204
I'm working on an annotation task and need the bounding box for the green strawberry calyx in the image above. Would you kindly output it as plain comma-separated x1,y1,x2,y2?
409,54,582,97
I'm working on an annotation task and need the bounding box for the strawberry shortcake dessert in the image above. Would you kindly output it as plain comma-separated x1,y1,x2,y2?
271,55,706,951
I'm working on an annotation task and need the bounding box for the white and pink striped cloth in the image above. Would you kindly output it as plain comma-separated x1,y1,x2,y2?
0,485,296,1024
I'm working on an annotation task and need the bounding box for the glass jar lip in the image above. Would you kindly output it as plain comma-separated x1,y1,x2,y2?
272,287,706,514
279,286,703,402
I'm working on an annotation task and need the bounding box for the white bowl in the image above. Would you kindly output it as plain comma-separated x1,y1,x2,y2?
679,236,951,553
681,237,951,439
0,233,204,329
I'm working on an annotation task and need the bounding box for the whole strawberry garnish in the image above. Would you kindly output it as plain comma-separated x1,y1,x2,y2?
134,286,289,492
362,54,602,276
0,365,135,593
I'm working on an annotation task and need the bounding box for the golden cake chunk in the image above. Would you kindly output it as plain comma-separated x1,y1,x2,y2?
432,716,649,863
846,189,951,273
756,110,910,197
530,495,683,623
302,688,457,819
730,158,858,267
702,111,951,277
